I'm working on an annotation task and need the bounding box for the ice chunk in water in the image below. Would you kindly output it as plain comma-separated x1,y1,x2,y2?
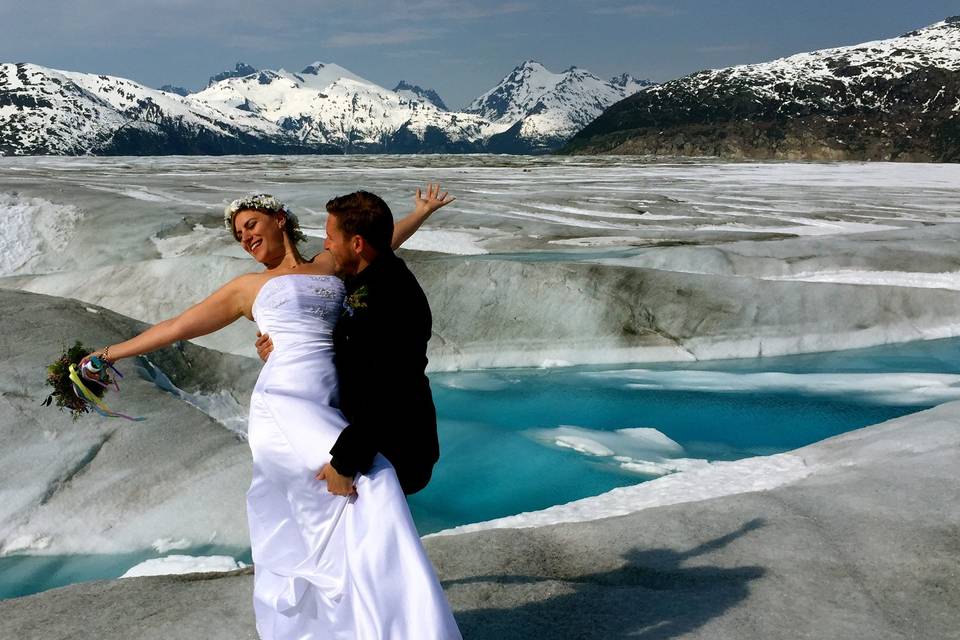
532,425,696,477
121,555,245,578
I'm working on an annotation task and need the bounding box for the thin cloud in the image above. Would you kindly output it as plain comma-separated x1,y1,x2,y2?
589,4,678,17
384,48,445,59
456,2,534,19
352,0,534,23
326,28,440,48
695,44,756,54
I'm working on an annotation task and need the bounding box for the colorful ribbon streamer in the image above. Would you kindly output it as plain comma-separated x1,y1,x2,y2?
69,363,145,422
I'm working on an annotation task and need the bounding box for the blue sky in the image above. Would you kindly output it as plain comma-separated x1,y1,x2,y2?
1,1,956,109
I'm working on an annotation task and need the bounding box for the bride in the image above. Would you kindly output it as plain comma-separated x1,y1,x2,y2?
83,185,462,639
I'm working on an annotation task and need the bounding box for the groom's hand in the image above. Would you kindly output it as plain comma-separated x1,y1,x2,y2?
317,463,357,496
255,331,273,362
413,182,455,217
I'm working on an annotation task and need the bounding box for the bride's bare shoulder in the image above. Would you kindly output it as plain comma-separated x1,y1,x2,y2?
223,272,271,301
307,250,337,275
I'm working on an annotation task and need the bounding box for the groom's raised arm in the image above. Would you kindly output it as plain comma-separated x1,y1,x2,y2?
308,183,454,262
391,183,454,249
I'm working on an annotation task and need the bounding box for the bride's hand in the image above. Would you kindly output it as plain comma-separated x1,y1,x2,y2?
413,183,455,217
79,347,110,370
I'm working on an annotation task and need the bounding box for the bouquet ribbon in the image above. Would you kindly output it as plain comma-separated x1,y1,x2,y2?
68,363,145,422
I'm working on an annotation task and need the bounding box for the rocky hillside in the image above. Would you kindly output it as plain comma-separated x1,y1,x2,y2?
393,81,449,111
565,18,960,162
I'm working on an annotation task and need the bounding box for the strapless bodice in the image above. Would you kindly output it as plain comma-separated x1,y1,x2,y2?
252,274,345,402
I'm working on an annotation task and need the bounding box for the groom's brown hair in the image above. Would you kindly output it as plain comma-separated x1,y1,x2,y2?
325,191,394,253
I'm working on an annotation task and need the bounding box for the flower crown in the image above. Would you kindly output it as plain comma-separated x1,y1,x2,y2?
224,194,306,243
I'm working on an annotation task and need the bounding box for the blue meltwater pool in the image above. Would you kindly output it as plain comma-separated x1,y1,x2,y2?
6,336,960,600
408,336,960,532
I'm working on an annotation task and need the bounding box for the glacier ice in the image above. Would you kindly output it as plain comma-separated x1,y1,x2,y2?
3,157,960,367
121,554,246,578
0,289,259,555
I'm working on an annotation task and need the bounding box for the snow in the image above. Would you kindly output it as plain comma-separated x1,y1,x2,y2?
192,66,488,149
5,256,261,358
4,155,960,565
468,61,566,122
121,555,246,578
549,236,658,247
5,156,960,369
0,63,285,155
297,61,374,90
0,64,126,154
300,225,488,255
695,219,902,236
0,192,83,276
398,229,489,255
152,537,193,553
59,68,286,140
762,269,960,290
428,452,812,536
466,61,635,142
1,534,51,554
532,425,704,477
133,358,249,437
151,224,241,259
1,57,629,154
585,369,960,406
21,15,956,157
652,19,960,116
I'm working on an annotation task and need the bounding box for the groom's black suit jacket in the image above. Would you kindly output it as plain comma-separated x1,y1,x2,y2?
329,250,439,495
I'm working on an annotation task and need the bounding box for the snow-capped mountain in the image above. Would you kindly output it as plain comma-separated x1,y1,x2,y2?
464,61,648,152
207,63,257,88
393,81,448,111
297,61,371,89
0,58,649,155
160,84,189,97
566,18,960,161
609,73,653,96
191,63,487,152
0,63,311,155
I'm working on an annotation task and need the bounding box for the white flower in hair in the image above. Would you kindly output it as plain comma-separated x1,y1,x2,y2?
224,194,306,242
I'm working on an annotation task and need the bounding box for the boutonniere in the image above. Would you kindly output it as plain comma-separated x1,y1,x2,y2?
342,285,370,317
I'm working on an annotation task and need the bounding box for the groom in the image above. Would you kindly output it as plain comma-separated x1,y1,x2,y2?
256,188,449,496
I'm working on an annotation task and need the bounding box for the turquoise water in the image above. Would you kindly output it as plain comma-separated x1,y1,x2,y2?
5,336,960,600
409,336,960,531
0,545,252,600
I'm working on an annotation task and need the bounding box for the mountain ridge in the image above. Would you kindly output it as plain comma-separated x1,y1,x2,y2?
0,59,644,155
393,81,449,111
564,18,960,161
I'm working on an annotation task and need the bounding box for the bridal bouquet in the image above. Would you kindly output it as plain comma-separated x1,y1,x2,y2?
43,342,143,421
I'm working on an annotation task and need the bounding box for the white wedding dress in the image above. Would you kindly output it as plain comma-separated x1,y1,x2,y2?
245,274,461,640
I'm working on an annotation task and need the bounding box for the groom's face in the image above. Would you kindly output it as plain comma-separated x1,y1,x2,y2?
324,214,361,276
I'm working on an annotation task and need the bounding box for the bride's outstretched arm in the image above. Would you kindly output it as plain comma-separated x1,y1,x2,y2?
90,276,249,363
